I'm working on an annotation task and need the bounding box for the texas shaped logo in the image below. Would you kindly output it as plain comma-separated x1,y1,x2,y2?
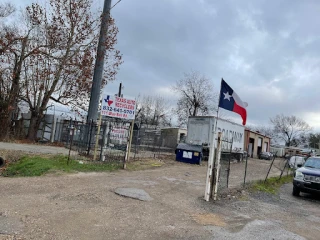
104,95,113,106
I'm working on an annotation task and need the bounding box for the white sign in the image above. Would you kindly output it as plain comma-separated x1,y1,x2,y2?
101,95,136,119
110,128,128,141
183,151,192,159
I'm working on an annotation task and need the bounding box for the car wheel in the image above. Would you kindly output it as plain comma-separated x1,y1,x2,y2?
292,186,300,197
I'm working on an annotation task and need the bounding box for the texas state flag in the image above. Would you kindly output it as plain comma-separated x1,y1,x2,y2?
218,79,248,125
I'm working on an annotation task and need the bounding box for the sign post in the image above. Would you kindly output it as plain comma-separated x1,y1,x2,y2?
93,112,103,161
123,119,135,169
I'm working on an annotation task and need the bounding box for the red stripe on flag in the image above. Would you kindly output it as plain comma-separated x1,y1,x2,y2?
233,102,247,125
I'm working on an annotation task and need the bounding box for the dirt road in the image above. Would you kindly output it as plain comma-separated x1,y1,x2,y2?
0,142,71,155
1,160,319,240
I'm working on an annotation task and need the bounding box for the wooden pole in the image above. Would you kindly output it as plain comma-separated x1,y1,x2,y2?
204,104,220,201
127,119,135,162
123,119,135,169
204,127,217,201
213,132,223,201
93,112,102,160
67,127,75,165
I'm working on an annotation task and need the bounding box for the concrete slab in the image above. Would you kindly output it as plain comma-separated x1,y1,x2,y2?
114,188,153,201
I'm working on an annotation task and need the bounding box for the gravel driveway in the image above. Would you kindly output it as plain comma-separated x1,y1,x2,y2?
0,159,319,239
0,142,318,239
0,142,71,155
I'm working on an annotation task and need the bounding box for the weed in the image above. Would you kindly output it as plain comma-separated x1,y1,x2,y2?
250,175,293,194
2,155,121,177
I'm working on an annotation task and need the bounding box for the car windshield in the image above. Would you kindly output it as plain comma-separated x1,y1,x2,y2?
304,158,320,169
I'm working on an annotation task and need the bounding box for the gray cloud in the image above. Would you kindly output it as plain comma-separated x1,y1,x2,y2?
9,0,320,130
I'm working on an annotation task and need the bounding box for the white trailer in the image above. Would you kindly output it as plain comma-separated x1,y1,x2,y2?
186,116,245,160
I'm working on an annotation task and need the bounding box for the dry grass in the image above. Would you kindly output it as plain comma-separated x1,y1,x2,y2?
126,158,165,171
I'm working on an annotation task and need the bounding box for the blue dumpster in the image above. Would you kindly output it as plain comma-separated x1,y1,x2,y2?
175,143,203,165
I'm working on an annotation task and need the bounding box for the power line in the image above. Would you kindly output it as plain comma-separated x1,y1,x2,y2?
111,0,122,9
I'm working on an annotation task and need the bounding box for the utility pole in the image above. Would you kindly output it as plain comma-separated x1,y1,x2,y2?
118,82,122,97
87,0,112,123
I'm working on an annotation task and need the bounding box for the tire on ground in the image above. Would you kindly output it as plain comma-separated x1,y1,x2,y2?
0,156,4,167
292,186,300,197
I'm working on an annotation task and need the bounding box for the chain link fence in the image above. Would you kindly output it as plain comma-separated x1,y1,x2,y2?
218,155,290,192
215,143,292,195
51,119,177,163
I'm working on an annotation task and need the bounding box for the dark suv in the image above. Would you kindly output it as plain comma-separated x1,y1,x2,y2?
292,157,320,196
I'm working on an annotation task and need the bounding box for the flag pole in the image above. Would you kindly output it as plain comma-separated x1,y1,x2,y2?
214,78,223,134
205,78,223,201
211,78,223,199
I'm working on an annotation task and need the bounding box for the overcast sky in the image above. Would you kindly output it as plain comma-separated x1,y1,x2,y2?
10,0,320,130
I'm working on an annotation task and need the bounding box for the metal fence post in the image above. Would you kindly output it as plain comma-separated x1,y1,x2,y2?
264,154,276,183
227,138,233,188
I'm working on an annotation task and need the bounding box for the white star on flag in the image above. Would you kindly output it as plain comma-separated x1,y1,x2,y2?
223,91,232,101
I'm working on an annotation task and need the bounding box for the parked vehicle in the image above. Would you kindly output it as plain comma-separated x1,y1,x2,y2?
292,156,320,196
258,152,273,160
185,116,245,161
289,156,306,169
270,146,285,158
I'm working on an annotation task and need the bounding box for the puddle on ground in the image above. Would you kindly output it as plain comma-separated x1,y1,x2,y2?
193,211,252,233
225,216,253,233
192,213,226,227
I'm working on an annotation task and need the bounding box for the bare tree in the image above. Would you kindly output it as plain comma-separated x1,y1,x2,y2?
173,71,218,126
135,95,171,127
270,114,312,147
0,3,40,139
0,3,15,18
308,133,320,149
0,0,122,141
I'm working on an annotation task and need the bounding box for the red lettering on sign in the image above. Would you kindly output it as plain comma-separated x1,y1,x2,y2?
116,97,127,103
127,100,136,105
